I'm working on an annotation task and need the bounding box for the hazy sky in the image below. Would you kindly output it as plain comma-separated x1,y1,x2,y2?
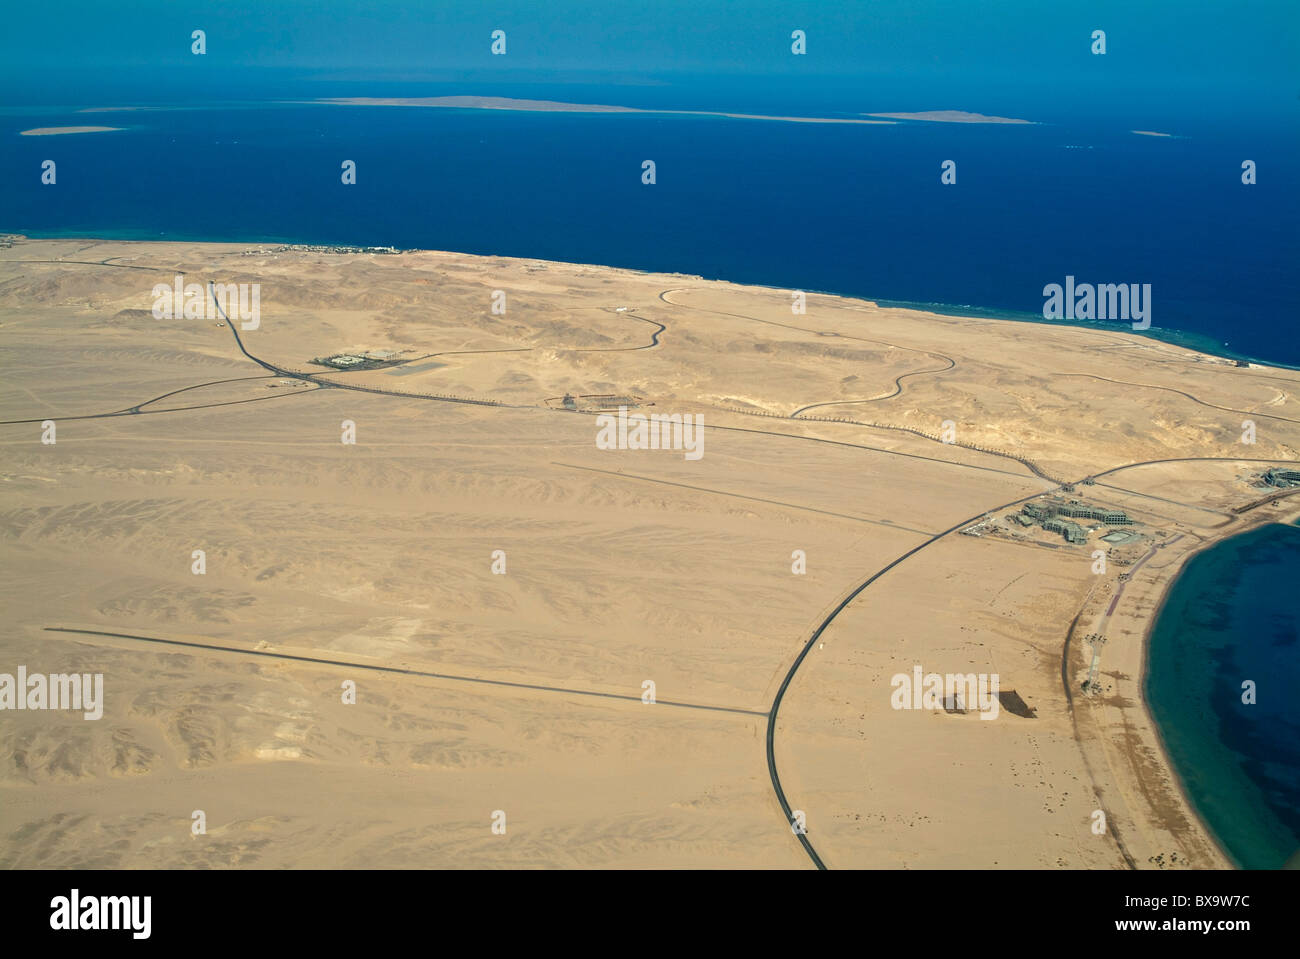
2,1,1295,104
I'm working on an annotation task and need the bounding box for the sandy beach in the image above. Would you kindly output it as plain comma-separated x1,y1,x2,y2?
1,236,1296,868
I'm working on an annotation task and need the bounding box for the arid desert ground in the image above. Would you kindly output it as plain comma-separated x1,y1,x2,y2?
1,236,1297,868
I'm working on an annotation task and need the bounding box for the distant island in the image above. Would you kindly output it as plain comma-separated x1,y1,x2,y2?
311,96,896,125
19,126,123,136
865,110,1033,124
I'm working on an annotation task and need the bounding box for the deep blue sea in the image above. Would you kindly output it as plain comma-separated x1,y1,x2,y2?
1147,521,1300,869
2,77,1298,365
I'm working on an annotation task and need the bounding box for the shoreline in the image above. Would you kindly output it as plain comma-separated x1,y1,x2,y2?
3,230,1295,373
1137,503,1300,869
1138,528,1245,869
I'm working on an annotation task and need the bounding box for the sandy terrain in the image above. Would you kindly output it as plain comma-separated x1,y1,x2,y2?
0,237,1296,868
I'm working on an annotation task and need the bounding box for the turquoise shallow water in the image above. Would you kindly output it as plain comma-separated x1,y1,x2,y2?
1146,520,1300,869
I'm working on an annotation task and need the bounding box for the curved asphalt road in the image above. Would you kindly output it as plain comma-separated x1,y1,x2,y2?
768,453,1300,869
765,485,1054,869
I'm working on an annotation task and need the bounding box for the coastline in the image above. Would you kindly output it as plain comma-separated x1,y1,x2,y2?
1137,525,1251,869
1138,504,1300,869
4,229,1295,373
1114,494,1300,869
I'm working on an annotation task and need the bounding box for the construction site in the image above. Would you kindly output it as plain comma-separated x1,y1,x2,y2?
1261,467,1300,489
310,349,411,371
961,496,1144,551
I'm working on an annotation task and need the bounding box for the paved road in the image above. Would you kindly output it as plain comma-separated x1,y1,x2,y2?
765,485,1059,869
766,456,1296,869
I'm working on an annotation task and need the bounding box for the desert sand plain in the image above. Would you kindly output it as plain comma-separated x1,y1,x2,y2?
0,236,1297,868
